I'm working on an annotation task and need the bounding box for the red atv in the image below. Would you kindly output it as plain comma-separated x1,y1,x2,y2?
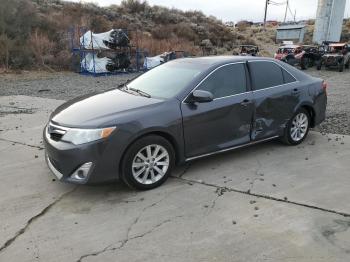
274,44,310,70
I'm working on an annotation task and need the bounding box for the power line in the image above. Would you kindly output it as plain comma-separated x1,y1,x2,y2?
269,1,287,6
264,0,296,28
284,0,289,22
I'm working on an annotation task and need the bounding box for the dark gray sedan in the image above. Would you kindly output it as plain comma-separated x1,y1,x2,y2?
44,56,327,189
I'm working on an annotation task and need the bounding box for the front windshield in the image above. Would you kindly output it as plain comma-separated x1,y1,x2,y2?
126,61,203,99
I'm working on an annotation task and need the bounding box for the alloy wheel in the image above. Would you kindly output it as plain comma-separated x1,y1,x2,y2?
131,144,170,185
290,112,309,142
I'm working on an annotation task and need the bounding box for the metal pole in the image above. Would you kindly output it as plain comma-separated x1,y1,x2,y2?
264,0,269,29
90,30,96,76
284,0,289,23
327,0,335,41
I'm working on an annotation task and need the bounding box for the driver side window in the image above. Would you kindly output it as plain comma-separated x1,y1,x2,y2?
197,63,247,99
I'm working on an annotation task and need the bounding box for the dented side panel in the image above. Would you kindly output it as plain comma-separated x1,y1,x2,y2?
251,82,300,140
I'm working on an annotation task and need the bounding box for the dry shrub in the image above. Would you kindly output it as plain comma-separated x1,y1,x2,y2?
30,30,55,66
50,50,72,70
151,25,175,40
131,32,200,56
346,20,350,29
121,0,148,13
243,37,257,46
90,16,112,33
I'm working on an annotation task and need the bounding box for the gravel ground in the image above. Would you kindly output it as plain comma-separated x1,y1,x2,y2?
307,68,350,135
0,71,140,100
0,68,349,135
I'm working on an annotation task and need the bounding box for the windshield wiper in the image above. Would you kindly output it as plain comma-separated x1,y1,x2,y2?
118,82,151,98
128,87,151,98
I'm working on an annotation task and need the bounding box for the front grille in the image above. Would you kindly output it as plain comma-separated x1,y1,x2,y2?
47,122,67,142
50,133,63,141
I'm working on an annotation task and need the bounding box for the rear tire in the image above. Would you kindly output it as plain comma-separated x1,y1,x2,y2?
316,61,322,70
300,57,309,70
338,61,344,72
286,57,293,66
120,135,175,190
345,61,350,69
281,108,310,146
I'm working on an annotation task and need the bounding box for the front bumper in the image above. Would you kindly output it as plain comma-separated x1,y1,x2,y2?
43,125,121,184
46,155,64,180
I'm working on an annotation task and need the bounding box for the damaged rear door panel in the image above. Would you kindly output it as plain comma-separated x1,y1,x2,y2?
248,60,301,140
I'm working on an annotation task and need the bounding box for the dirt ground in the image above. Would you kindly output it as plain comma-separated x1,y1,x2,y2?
0,67,349,135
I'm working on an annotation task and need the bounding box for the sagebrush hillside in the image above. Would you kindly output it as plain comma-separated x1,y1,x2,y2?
1,0,349,71
0,0,253,70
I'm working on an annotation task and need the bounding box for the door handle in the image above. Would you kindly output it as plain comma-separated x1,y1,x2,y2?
240,99,251,106
292,88,300,95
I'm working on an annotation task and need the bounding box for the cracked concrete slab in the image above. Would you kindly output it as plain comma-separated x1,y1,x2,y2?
1,179,350,262
0,140,74,250
1,95,350,261
176,132,350,214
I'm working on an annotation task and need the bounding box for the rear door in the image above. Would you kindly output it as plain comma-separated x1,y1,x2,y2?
248,61,299,140
181,63,254,158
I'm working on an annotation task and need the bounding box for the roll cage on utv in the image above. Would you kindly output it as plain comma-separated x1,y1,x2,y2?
317,43,350,72
238,45,260,56
274,44,320,70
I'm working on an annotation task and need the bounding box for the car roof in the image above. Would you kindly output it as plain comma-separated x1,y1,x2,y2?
172,56,277,67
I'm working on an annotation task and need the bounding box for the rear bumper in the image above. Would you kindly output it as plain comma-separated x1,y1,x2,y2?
43,126,121,184
314,93,327,126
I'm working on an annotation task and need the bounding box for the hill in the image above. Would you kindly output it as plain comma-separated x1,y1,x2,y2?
0,0,252,71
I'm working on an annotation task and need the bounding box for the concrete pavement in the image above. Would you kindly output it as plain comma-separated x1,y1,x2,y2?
0,95,349,262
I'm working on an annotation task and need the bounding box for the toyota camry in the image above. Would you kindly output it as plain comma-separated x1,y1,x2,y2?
44,56,327,189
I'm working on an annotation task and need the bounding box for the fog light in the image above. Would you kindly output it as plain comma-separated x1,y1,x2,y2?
70,162,93,181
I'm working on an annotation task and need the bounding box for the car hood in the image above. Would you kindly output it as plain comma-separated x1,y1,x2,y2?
51,89,164,127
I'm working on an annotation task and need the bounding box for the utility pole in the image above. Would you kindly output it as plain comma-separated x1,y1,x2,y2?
294,9,296,22
263,0,269,29
284,0,289,23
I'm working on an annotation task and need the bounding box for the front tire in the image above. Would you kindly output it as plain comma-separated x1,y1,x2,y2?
282,108,310,145
120,135,175,190
338,60,344,72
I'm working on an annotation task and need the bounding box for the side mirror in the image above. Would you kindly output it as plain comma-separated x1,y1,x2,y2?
188,90,214,103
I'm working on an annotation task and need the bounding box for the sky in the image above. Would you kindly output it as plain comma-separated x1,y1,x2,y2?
73,0,350,22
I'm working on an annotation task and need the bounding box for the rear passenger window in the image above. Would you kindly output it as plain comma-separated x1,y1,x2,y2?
249,61,284,90
197,63,246,99
282,69,296,84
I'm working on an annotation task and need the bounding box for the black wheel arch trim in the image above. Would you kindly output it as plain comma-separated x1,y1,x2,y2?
295,103,316,127
120,127,184,172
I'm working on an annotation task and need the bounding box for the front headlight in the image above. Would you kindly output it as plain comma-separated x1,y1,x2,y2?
62,127,116,145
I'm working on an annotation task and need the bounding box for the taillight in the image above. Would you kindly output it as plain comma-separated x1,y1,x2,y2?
322,80,328,96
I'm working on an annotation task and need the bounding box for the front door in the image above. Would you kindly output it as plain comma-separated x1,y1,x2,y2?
181,63,254,158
